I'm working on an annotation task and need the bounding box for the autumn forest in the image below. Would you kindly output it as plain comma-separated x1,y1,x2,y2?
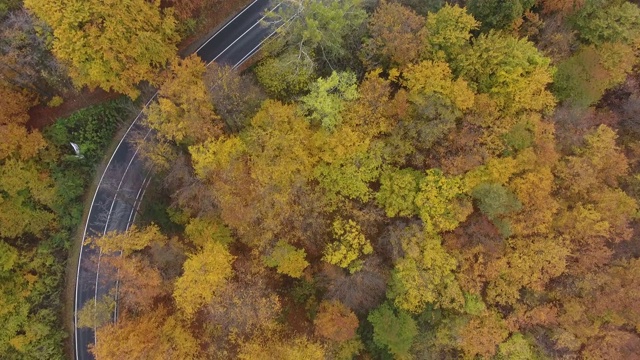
2,0,640,359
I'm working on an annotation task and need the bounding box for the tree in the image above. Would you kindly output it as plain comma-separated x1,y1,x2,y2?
268,0,367,67
254,50,315,99
497,333,536,360
403,60,475,116
471,182,522,236
572,0,640,46
204,62,265,132
144,55,221,145
0,9,68,96
300,71,358,131
91,308,199,360
367,303,417,358
414,169,471,233
323,218,373,273
467,0,534,31
167,0,206,20
421,4,479,63
457,310,509,358
314,300,359,342
24,0,178,98
454,31,555,115
264,240,309,278
238,331,325,360
388,231,464,312
553,43,636,107
361,1,425,69
88,224,166,256
184,217,233,248
539,0,585,16
485,236,569,306
173,241,235,317
376,167,422,217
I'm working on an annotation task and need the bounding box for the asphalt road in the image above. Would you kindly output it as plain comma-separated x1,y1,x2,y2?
73,1,278,358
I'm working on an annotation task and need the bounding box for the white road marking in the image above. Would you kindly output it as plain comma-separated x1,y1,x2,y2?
195,0,261,54
210,2,282,64
75,2,286,358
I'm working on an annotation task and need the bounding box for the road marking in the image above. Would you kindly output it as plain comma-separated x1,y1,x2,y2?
92,128,152,343
195,0,261,54
75,95,157,360
113,169,153,322
232,13,293,69
210,2,282,64
75,2,286,357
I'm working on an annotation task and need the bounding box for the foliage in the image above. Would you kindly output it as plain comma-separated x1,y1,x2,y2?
376,167,422,217
264,240,309,278
467,0,534,31
24,0,178,98
553,43,636,107
314,300,359,342
422,4,479,63
145,55,221,145
414,169,471,233
362,1,425,69
323,218,373,273
300,71,358,131
367,303,418,359
572,0,640,46
173,241,235,317
388,231,464,313
454,30,556,115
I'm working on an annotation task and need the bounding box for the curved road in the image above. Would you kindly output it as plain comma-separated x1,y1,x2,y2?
74,1,282,358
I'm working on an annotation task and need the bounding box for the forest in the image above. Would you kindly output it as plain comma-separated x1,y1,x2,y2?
1,0,640,359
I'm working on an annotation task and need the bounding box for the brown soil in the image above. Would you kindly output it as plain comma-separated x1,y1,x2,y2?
27,88,121,130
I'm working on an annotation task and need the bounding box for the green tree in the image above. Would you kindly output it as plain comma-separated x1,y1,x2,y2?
471,182,522,236
572,0,640,46
323,218,373,273
300,71,358,131
367,303,418,359
24,0,178,98
254,50,315,99
467,0,534,31
268,0,367,66
264,240,309,278
553,43,636,107
376,167,422,217
422,4,479,63
454,31,555,115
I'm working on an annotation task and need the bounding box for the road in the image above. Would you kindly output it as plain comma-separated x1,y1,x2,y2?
73,1,280,358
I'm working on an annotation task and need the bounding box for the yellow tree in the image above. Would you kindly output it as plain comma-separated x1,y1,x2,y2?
144,55,221,145
24,0,178,98
173,241,235,318
388,231,464,313
87,225,166,256
323,218,373,273
91,308,199,360
263,240,309,278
